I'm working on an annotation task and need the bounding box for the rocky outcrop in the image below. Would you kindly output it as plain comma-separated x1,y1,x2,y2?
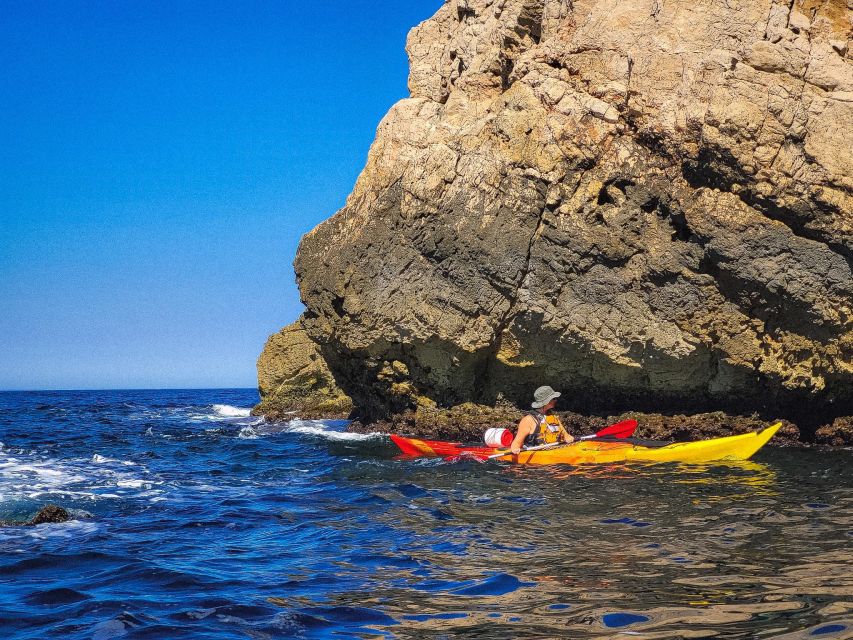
261,0,853,438
254,319,352,420
815,416,853,445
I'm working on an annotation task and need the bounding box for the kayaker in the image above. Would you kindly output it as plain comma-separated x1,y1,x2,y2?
510,385,574,454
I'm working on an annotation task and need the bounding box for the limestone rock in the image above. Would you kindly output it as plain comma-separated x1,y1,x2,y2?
254,318,352,420
265,0,853,436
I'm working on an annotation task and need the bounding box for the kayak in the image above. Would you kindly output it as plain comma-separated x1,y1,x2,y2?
390,419,638,460
390,434,495,459
390,422,781,465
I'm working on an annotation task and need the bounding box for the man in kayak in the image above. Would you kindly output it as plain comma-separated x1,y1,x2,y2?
510,386,574,454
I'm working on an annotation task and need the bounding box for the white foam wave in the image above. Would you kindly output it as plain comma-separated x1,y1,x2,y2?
0,458,88,491
0,450,163,504
92,454,136,466
116,479,151,489
212,404,252,418
286,420,382,442
0,520,99,543
237,426,259,439
226,418,380,442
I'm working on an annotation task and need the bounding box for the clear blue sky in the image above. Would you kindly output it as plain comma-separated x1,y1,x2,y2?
0,0,440,390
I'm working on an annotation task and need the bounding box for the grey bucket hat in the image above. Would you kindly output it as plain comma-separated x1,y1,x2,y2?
531,385,561,409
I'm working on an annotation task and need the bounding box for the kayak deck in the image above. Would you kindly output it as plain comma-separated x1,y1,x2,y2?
390,423,781,465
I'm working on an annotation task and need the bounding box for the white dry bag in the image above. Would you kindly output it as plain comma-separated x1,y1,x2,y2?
483,427,513,447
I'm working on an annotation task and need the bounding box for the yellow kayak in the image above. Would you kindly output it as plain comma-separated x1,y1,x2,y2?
493,423,782,465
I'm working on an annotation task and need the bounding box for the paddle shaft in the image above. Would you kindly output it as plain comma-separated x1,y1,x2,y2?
485,436,623,460
485,419,638,460
487,441,563,460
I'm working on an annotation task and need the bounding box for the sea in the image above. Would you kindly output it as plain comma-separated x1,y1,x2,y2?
0,388,850,639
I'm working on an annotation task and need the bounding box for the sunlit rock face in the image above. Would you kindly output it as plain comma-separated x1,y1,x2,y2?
264,0,852,427
255,319,352,420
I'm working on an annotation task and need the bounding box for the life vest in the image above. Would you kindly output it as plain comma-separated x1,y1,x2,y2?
524,412,565,446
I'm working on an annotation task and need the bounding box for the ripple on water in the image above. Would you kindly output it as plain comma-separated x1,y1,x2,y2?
303,605,398,627
602,612,651,627
402,612,467,622
0,391,851,639
452,573,536,597
23,587,90,606
767,619,852,639
601,516,653,527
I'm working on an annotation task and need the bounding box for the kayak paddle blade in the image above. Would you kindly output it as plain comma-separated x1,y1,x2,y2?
594,419,638,439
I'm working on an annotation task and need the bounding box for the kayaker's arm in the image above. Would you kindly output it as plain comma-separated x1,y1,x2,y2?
510,416,536,455
557,419,575,444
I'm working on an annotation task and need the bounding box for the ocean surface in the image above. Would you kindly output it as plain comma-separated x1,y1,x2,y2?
0,389,851,639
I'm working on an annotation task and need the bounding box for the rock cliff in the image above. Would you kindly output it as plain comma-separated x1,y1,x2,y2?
259,0,852,437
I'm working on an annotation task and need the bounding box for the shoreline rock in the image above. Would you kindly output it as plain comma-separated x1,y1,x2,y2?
346,406,807,446
815,416,853,446
0,504,71,527
254,318,353,421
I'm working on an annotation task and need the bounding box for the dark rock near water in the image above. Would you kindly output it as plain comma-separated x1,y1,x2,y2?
626,413,801,446
29,504,71,525
815,416,853,446
0,504,71,527
349,401,524,442
348,406,803,446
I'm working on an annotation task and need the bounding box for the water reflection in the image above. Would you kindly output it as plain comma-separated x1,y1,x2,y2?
3,390,851,639
672,460,780,499
507,458,781,503
315,447,852,639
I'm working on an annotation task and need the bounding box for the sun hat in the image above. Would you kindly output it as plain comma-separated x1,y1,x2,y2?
531,385,561,409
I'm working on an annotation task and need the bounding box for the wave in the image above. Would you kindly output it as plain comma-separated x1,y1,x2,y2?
0,450,164,507
211,404,252,418
132,404,256,426
237,425,259,440
0,520,99,544
285,420,382,442
231,419,380,442
92,454,136,466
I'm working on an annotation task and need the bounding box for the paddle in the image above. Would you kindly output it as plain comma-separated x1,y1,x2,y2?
579,418,637,441
485,441,563,459
485,418,638,460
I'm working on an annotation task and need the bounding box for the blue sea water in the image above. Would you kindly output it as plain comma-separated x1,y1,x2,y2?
0,389,851,639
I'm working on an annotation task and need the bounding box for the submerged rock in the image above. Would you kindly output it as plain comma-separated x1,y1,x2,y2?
0,504,71,527
28,504,70,525
259,0,853,440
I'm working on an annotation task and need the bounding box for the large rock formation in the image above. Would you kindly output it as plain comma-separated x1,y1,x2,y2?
260,0,852,435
